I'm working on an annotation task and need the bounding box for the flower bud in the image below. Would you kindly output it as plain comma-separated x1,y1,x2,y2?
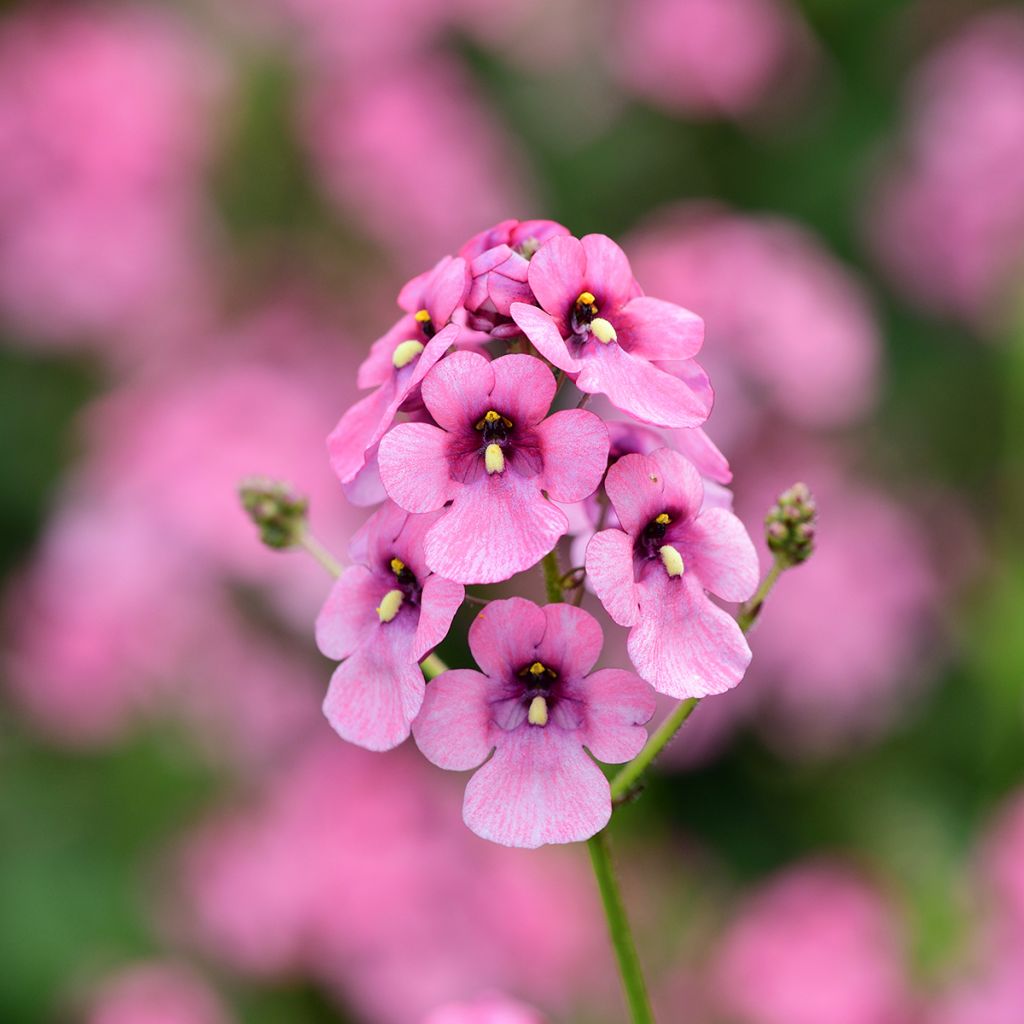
765,481,817,567
239,477,309,550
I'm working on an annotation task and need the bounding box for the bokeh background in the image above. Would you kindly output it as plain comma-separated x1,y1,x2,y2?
1,0,1023,1021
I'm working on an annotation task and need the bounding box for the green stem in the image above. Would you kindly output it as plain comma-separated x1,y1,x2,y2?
420,652,448,680
610,698,700,803
541,549,565,603
588,831,655,1024
736,559,784,632
298,529,343,579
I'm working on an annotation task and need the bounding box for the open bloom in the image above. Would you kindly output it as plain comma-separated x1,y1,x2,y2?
460,218,570,336
378,351,609,584
327,255,469,494
586,448,758,697
510,234,710,428
316,501,464,751
414,598,655,847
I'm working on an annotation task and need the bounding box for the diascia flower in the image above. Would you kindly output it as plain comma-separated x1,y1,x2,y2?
586,447,758,698
509,233,710,428
378,351,609,584
327,255,469,496
316,501,464,751
413,598,655,848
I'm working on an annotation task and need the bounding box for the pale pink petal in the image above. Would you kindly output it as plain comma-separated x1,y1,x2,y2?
463,728,611,847
581,233,635,309
378,421,455,512
487,353,557,425
425,473,568,584
413,668,494,770
413,574,465,661
578,668,656,763
527,234,586,318
604,451,670,536
509,303,580,373
347,498,410,568
628,572,751,698
425,255,470,327
421,349,495,431
537,409,609,503
682,507,759,603
617,296,704,360
586,529,641,627
341,447,387,506
576,343,710,428
315,566,382,659
397,264,433,312
467,596,547,680
537,603,604,678
649,447,705,520
670,425,732,485
322,621,424,751
488,272,534,315
357,316,410,389
327,385,394,484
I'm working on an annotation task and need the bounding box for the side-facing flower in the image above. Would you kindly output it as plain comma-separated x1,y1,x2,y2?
586,447,758,698
460,218,570,337
378,351,609,584
509,234,710,428
327,255,469,495
413,598,655,848
316,501,464,751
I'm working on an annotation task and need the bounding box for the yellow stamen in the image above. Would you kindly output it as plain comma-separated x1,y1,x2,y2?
476,409,514,431
376,589,404,622
659,545,685,578
413,308,431,324
392,339,424,368
389,557,406,576
484,410,501,423
577,291,596,307
528,695,549,727
529,661,546,676
655,513,671,525
485,443,505,475
591,317,617,344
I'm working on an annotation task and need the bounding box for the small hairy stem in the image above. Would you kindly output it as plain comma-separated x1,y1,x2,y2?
588,831,656,1024
421,652,448,680
736,558,784,632
541,549,565,603
576,392,592,410
610,698,699,803
298,529,343,579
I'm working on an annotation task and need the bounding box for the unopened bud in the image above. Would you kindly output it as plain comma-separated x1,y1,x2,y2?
765,481,817,567
239,477,309,550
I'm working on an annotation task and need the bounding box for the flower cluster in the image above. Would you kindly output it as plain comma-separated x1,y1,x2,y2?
317,219,761,846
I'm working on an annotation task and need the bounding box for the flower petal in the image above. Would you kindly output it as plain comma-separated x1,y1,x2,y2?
315,565,383,660
617,296,704,361
327,384,394,485
628,572,752,698
586,529,641,627
425,472,568,584
463,727,611,847
603,451,666,537
322,620,423,751
649,447,706,522
581,233,635,310
413,668,494,770
378,421,455,513
680,507,759,603
527,234,586,319
425,255,470,328
489,353,557,426
538,603,605,678
467,596,547,680
421,349,495,432
576,343,710,428
509,303,580,373
413,574,465,661
537,409,609,503
577,668,656,763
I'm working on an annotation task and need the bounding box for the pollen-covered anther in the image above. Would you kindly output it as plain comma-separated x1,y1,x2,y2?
659,544,685,578
528,694,549,727
655,513,671,525
376,588,404,622
413,308,436,338
389,557,406,576
590,317,617,344
392,339,424,368
485,443,505,475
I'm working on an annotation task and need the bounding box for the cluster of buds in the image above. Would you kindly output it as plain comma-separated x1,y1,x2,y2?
765,482,817,568
239,477,308,550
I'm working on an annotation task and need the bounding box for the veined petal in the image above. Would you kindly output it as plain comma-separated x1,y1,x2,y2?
378,421,455,513
537,409,610,503
413,574,465,661
586,529,641,627
509,303,581,373
489,353,557,427
617,296,704,361
537,603,604,679
315,565,383,660
680,507,759,603
327,384,395,485
581,234,635,310
578,668,656,763
468,596,548,681
413,668,494,771
527,234,586,319
421,349,495,432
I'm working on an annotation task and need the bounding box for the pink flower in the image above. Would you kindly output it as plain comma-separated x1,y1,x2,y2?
328,255,469,493
317,501,464,751
414,598,655,847
711,863,913,1024
422,994,546,1024
379,352,609,584
586,447,758,698
510,234,710,427
86,962,232,1024
460,218,570,336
